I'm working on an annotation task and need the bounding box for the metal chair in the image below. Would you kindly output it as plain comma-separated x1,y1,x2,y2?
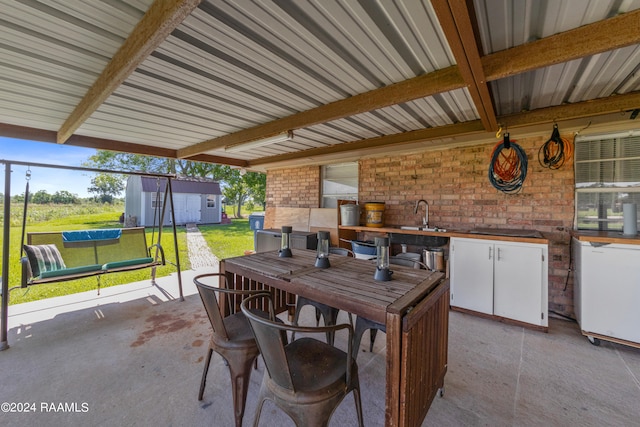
291,247,354,345
352,257,427,359
242,293,364,427
194,273,266,427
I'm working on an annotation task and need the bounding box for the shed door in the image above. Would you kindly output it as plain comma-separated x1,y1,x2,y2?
173,194,201,224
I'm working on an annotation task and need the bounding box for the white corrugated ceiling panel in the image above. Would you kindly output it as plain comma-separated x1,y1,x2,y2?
476,0,640,116
205,86,480,162
0,0,152,130
82,0,461,153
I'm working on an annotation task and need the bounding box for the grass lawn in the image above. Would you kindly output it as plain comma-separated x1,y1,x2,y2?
197,218,255,260
1,203,189,305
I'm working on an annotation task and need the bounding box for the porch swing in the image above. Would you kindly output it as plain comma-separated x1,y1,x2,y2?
13,164,183,296
1,160,185,351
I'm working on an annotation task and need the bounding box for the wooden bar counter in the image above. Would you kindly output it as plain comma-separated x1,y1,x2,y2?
221,249,449,427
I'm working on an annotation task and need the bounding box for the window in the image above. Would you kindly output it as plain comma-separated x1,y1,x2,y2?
206,195,216,208
151,192,163,209
321,162,358,208
575,131,640,231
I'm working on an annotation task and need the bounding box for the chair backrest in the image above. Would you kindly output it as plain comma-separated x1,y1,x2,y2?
194,273,230,340
242,293,294,389
27,228,150,268
194,273,265,341
241,293,354,392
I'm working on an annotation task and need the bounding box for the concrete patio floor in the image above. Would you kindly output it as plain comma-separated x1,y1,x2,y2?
1,266,639,427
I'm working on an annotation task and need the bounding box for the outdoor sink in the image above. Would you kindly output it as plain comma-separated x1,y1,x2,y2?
389,230,449,248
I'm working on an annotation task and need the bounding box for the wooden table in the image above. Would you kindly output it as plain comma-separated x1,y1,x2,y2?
221,249,449,427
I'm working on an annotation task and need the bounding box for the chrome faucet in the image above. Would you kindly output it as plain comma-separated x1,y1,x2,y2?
414,199,429,228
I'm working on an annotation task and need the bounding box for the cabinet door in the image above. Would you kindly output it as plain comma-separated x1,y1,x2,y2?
450,238,494,314
579,245,640,343
493,243,543,325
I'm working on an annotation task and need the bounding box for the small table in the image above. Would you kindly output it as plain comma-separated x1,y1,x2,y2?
221,249,449,427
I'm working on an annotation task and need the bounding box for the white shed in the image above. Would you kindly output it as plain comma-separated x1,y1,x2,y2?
125,176,222,226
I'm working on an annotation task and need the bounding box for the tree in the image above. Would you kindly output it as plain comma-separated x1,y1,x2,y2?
52,190,79,204
31,190,51,204
223,170,266,218
244,171,266,209
88,174,125,203
83,151,169,173
12,193,27,203
83,152,226,177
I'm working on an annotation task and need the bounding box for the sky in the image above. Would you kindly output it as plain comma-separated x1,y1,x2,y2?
1,137,98,198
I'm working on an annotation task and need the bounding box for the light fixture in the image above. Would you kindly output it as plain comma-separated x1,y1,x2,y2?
374,237,393,281
279,226,292,258
224,131,293,153
314,231,331,268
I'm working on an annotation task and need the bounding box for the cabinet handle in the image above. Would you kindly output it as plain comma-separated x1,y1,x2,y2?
488,247,492,259
497,248,502,261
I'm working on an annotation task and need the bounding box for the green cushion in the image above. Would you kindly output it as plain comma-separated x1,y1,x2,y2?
38,264,103,279
102,257,154,270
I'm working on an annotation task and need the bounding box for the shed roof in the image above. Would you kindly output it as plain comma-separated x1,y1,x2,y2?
140,176,221,195
1,0,639,171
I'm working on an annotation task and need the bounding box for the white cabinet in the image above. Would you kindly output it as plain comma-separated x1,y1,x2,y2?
448,239,494,314
573,238,640,346
450,237,548,328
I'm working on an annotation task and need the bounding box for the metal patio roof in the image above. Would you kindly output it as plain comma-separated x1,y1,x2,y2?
1,0,639,171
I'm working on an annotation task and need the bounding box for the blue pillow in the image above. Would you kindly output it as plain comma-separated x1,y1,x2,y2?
23,244,66,278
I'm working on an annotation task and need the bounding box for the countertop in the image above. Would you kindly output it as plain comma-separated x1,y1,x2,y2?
572,230,640,245
339,225,549,244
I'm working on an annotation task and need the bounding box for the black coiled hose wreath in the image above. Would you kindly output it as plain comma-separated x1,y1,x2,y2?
538,124,572,170
488,134,528,194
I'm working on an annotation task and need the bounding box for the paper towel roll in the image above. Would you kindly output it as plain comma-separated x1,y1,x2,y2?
623,203,637,236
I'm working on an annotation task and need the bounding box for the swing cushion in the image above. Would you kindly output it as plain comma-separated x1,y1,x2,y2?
39,264,103,279
102,257,154,270
62,229,122,242
23,244,66,277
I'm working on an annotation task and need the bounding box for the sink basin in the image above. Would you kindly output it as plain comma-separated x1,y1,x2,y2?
389,230,449,248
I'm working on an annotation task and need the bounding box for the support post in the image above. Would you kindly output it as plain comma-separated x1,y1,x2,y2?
167,178,183,301
1,162,12,350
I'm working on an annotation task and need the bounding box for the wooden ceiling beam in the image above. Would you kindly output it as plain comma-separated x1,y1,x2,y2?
483,9,640,81
176,66,465,158
65,135,248,167
248,92,640,167
56,0,202,144
0,123,248,167
431,0,498,132
498,91,640,128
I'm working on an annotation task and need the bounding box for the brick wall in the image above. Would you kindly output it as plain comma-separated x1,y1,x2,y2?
266,135,575,317
359,135,574,316
266,165,321,207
